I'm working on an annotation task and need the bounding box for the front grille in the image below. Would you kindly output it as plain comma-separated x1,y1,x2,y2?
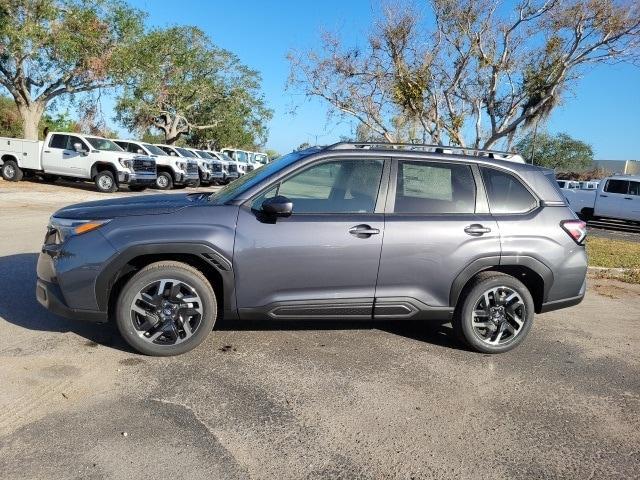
186,162,198,174
228,164,237,173
245,165,254,172
133,158,155,173
212,163,222,172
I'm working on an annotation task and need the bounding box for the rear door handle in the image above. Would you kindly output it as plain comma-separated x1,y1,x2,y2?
349,224,380,237
464,224,491,236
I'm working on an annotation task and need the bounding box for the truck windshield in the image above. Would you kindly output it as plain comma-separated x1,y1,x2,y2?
143,143,169,156
86,137,123,151
255,154,268,165
175,147,196,158
197,150,214,159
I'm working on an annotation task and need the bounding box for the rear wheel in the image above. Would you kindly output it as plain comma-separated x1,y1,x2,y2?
95,170,118,193
1,160,23,182
453,273,534,353
115,261,217,356
155,171,173,190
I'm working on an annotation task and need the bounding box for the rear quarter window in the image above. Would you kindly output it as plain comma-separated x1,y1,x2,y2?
481,167,538,214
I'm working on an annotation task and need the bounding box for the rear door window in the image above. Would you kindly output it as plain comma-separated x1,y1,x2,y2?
605,179,629,195
481,168,537,214
49,134,68,149
629,181,640,196
394,161,476,214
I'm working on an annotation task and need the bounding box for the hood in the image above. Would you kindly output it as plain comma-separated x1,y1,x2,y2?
52,193,206,220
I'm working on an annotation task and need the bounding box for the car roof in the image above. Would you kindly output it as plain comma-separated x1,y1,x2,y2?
609,175,640,181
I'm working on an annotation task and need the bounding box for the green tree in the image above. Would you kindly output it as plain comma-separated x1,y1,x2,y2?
0,0,144,140
515,132,594,171
265,149,280,160
0,96,76,138
115,26,271,146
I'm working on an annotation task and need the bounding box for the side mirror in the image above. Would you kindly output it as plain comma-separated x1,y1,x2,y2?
73,142,88,156
261,195,293,217
137,149,144,154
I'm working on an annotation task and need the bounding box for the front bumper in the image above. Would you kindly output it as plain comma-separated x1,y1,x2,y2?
36,278,107,322
118,171,157,186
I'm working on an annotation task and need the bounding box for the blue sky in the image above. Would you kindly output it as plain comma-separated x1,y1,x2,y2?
123,0,640,159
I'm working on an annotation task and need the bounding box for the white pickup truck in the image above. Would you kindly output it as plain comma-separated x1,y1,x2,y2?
0,132,157,192
563,175,640,222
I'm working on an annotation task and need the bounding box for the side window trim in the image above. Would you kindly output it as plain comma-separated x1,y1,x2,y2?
385,158,480,215
479,166,540,216
244,157,390,215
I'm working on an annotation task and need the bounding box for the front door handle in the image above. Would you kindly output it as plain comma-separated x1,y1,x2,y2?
349,224,380,238
464,224,491,236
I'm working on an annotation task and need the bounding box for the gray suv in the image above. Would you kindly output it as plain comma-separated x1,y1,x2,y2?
36,143,588,356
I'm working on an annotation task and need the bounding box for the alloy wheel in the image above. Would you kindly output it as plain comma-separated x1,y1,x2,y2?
4,164,15,179
129,278,204,346
98,175,113,190
471,286,526,346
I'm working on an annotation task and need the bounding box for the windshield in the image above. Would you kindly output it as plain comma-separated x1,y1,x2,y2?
218,152,234,163
209,149,319,204
143,143,168,156
197,150,214,159
175,147,197,158
86,137,123,152
255,154,268,164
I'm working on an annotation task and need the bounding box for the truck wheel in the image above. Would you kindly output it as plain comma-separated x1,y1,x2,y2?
155,172,173,190
1,160,23,182
95,170,118,193
452,272,534,354
189,179,201,188
115,261,217,356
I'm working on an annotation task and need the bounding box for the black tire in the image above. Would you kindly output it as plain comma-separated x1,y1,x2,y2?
155,171,173,190
580,208,594,221
115,261,217,356
94,170,118,193
1,160,23,182
128,185,147,192
452,272,535,354
188,178,201,188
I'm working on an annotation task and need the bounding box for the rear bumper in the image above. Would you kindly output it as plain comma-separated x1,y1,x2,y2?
36,278,107,323
539,279,586,313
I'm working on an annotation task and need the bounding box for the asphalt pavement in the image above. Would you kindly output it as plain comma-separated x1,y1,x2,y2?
0,179,638,480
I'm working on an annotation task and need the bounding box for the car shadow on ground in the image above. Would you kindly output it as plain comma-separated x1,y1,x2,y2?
19,176,146,194
0,253,467,354
0,253,133,353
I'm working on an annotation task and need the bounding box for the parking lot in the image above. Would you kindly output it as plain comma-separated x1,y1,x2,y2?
0,179,639,479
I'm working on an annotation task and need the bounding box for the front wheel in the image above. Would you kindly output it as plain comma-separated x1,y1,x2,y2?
1,160,23,182
115,261,217,356
453,273,534,353
155,172,173,190
94,170,118,193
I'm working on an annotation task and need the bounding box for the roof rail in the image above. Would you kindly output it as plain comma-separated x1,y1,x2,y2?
327,142,525,163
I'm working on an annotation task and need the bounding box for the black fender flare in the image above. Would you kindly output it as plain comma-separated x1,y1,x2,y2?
95,242,235,314
449,255,553,307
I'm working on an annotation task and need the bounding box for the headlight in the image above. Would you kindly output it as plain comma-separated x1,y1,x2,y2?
49,217,111,242
118,158,133,169
176,161,186,170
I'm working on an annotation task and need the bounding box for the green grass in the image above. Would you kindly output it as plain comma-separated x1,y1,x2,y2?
587,237,640,284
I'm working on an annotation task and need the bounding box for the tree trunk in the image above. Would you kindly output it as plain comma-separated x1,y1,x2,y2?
17,102,45,140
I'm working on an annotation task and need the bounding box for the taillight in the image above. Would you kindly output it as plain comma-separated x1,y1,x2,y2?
560,220,587,245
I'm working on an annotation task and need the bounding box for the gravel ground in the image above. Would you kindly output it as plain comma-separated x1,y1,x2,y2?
0,178,639,480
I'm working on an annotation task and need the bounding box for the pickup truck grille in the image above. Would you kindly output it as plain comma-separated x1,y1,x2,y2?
211,163,222,172
133,158,156,173
228,164,237,173
245,165,254,172
186,162,198,174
